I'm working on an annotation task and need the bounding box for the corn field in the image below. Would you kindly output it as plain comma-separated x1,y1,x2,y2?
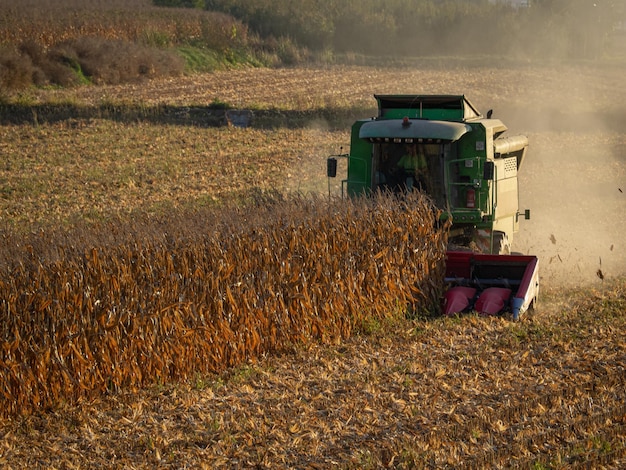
0,0,246,50
0,191,447,417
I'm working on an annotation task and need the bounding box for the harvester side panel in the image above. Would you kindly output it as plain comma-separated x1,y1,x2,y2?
346,120,373,196
493,177,519,222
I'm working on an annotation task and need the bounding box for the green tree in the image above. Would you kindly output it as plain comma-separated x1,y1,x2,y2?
188,0,625,59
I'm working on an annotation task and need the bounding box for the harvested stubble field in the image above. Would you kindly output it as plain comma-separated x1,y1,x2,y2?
1,63,626,468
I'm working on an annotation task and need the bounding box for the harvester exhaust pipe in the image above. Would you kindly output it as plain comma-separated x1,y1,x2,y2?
494,135,529,155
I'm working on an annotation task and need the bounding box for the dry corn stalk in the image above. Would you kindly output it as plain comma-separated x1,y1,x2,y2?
0,191,447,417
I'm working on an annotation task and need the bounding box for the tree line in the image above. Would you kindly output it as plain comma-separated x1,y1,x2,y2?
157,0,625,60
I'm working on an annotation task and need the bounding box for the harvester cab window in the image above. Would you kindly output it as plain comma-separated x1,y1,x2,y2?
373,143,445,206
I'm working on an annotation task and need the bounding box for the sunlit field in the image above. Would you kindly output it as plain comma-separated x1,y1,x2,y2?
1,61,625,468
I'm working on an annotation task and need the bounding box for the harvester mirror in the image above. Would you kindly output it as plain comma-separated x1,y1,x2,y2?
525,209,531,220
327,157,338,178
483,161,495,180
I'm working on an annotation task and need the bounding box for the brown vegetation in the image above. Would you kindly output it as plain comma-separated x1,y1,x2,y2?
0,0,246,90
0,192,447,418
0,120,348,229
3,37,185,89
0,282,624,468
0,0,244,49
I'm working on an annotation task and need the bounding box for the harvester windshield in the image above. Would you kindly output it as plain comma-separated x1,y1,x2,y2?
372,142,447,208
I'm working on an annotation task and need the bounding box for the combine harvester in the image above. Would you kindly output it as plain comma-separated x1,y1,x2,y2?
327,95,539,320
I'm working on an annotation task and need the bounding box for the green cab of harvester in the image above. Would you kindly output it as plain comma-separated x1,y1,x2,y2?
327,94,530,255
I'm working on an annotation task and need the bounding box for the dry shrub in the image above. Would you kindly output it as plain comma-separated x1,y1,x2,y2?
0,191,447,417
1,38,184,90
0,41,76,90
19,40,79,87
0,46,35,92
49,37,184,85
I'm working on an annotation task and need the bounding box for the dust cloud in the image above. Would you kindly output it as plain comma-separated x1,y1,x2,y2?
285,63,626,290
483,65,626,289
514,131,626,288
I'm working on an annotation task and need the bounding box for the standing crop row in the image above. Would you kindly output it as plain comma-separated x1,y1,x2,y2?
0,192,448,417
0,0,247,49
